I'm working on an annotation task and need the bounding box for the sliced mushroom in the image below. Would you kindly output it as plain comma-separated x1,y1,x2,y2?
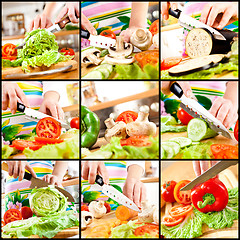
81,49,103,67
81,211,94,230
104,118,127,142
105,36,135,65
130,28,152,50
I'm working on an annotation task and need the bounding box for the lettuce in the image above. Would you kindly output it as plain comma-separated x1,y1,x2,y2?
29,185,68,217
2,145,18,159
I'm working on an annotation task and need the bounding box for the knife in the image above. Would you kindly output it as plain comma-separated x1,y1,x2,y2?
16,16,73,49
180,161,238,191
2,162,75,202
170,82,232,139
168,8,226,41
95,175,141,212
17,102,70,130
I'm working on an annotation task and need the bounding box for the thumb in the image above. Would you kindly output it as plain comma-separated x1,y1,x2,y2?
178,81,193,98
25,163,37,178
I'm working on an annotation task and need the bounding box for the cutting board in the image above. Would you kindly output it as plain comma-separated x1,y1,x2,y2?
161,162,238,238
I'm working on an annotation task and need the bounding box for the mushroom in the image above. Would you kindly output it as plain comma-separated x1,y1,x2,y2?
81,211,94,230
126,111,157,137
130,28,152,51
104,118,127,142
81,49,103,67
88,200,107,219
105,36,135,65
138,201,156,223
153,207,159,224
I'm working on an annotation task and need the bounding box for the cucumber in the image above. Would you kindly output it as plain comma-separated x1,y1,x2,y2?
162,142,180,156
187,118,218,141
168,137,192,148
92,64,113,79
82,70,104,79
161,116,178,125
161,144,175,159
161,146,166,159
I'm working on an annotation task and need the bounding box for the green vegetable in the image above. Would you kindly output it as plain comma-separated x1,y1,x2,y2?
161,116,178,125
161,146,166,159
29,185,68,217
168,137,192,148
161,116,187,133
187,118,218,141
81,105,100,148
2,210,79,238
2,58,23,67
2,145,18,159
162,141,180,156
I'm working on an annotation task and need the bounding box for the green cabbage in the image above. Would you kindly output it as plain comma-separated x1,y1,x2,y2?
29,185,68,217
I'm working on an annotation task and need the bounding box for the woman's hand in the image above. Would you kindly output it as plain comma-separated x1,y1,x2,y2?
200,3,238,29
209,97,238,129
7,161,37,181
123,177,146,208
55,2,79,24
28,14,53,31
161,2,178,20
42,174,62,187
81,161,109,184
80,13,97,35
192,161,219,177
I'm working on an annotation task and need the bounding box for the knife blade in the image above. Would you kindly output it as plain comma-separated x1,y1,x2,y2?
17,102,70,130
169,8,226,41
170,82,232,139
2,162,75,202
180,161,238,191
95,175,141,212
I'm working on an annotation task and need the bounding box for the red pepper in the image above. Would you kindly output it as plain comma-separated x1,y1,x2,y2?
191,177,228,213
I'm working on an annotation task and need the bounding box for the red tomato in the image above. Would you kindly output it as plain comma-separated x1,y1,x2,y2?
60,47,75,56
177,108,194,125
162,215,184,227
173,180,192,205
116,111,138,124
70,117,79,129
2,220,5,227
2,43,17,56
2,55,17,60
34,137,63,144
120,136,152,147
134,223,159,237
161,181,177,203
81,205,89,211
100,30,116,39
12,140,44,151
169,204,193,218
149,19,159,36
20,206,33,220
36,117,61,139
4,209,22,224
234,121,238,141
161,57,182,71
140,51,159,68
135,50,159,66
210,144,238,159
104,202,111,213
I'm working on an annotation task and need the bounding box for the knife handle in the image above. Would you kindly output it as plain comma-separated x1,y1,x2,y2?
95,175,104,186
81,29,90,39
17,102,25,112
169,8,181,19
58,16,70,29
170,82,183,98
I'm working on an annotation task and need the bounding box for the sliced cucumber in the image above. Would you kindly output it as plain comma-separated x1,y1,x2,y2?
161,144,175,159
82,71,104,79
162,142,180,156
161,146,166,159
168,137,192,148
187,118,217,141
161,116,178,125
93,64,113,79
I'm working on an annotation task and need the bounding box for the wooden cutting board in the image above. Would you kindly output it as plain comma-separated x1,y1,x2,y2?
161,162,238,238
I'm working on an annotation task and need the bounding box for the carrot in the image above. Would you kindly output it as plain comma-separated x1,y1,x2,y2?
115,205,138,221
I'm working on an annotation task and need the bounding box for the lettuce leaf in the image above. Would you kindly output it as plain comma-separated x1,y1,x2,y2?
1,145,18,159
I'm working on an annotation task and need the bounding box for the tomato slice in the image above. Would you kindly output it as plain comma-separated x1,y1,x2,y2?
161,57,182,70
100,30,116,39
60,47,75,56
12,140,44,151
149,19,159,36
2,43,17,56
169,204,193,218
115,111,138,124
20,206,33,220
4,209,22,224
210,144,238,159
134,223,159,237
135,50,159,64
36,117,61,138
140,51,159,68
162,215,184,227
120,135,152,147
173,180,192,204
34,137,64,144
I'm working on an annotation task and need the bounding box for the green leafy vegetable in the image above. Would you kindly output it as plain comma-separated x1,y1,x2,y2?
2,145,18,159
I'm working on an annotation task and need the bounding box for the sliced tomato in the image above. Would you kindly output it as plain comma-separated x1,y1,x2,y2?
115,111,138,124
162,215,184,227
2,55,17,60
173,180,192,204
81,205,89,211
234,121,238,141
210,144,238,159
2,43,17,56
134,223,159,237
20,206,33,220
161,180,177,203
149,19,159,36
161,57,182,71
12,140,44,151
135,50,159,64
169,204,193,218
177,108,194,125
100,30,116,39
120,135,152,147
34,137,63,144
60,47,75,56
4,209,22,224
36,117,61,138
140,51,159,68
70,117,79,129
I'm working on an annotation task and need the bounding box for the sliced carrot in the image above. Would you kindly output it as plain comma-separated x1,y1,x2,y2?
115,205,138,221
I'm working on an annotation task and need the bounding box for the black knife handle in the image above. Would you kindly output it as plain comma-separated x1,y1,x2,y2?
24,171,32,181
169,8,181,19
81,29,90,39
170,82,183,98
17,102,26,112
95,174,104,186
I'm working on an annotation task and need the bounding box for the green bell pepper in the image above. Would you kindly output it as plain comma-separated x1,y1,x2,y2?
81,105,100,148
